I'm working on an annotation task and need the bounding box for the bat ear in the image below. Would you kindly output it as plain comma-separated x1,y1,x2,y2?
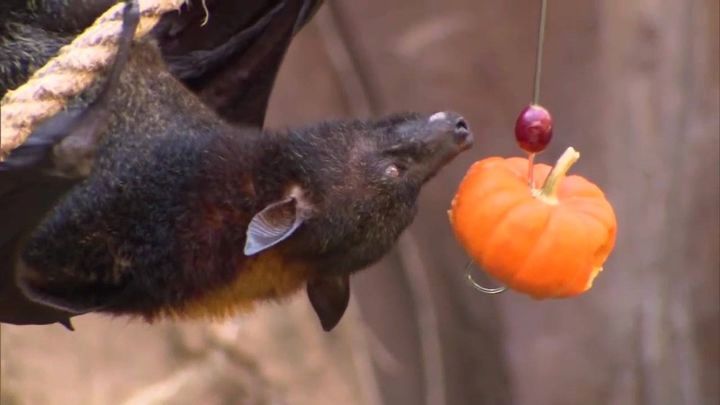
307,274,350,332
244,194,309,256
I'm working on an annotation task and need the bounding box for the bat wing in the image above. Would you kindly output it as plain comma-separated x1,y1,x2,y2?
0,122,98,328
0,0,140,327
0,141,79,326
0,235,76,329
152,0,324,126
3,0,323,125
0,0,324,327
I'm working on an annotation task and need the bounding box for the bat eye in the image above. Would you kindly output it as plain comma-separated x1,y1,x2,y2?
384,163,401,178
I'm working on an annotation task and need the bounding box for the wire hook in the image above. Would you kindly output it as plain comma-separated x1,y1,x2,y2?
464,260,507,294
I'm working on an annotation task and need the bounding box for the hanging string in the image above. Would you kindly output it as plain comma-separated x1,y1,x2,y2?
532,0,548,106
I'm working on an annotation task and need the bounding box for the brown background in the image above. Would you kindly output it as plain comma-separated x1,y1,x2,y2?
2,0,718,404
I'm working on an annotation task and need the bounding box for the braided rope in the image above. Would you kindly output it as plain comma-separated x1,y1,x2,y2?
0,0,188,159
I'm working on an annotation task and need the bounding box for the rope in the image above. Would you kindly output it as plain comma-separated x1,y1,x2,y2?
0,0,188,159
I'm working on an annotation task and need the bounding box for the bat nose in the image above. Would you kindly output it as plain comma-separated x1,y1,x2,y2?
454,116,470,138
428,111,473,149
452,116,473,149
455,117,469,132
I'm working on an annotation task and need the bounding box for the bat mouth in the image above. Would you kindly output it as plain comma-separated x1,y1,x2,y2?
453,118,474,151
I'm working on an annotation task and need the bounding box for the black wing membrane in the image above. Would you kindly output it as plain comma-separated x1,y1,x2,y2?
0,0,140,327
0,0,323,327
153,0,324,126
2,0,323,125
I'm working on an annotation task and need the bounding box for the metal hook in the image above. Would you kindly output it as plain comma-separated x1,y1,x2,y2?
464,260,507,294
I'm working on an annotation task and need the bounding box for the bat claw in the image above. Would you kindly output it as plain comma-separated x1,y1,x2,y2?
58,318,75,331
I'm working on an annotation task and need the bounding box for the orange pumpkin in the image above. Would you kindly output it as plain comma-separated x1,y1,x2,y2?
448,147,617,299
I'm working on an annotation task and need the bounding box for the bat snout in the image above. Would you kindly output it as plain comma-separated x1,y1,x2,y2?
426,111,474,151
452,116,472,150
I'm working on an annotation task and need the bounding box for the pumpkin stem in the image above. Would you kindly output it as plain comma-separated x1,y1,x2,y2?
537,147,580,203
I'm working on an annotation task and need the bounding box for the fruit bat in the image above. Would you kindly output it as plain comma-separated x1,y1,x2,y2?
0,0,473,331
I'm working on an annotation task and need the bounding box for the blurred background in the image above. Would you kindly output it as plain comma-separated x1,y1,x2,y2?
2,0,718,404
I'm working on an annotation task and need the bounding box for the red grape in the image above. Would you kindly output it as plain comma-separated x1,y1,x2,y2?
515,104,553,153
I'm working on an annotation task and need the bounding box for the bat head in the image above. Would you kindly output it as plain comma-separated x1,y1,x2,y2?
243,111,473,330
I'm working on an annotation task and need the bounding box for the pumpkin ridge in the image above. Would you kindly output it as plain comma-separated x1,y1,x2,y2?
555,212,606,296
476,194,533,261
570,205,614,229
558,184,605,200
505,203,555,294
468,170,522,204
534,209,593,298
564,200,616,231
566,208,614,296
591,223,616,267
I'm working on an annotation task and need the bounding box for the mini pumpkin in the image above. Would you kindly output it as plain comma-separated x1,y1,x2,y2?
449,147,617,299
